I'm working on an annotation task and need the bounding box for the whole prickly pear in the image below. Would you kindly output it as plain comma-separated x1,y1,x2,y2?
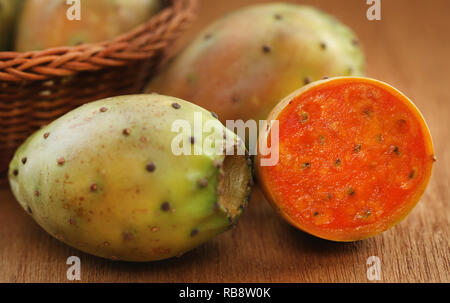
146,3,365,123
9,94,252,262
15,0,162,51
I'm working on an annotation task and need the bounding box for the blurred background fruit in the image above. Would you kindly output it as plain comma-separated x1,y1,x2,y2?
0,0,23,50
146,3,365,123
15,0,162,51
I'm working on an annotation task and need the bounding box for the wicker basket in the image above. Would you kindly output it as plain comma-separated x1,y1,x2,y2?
0,0,198,184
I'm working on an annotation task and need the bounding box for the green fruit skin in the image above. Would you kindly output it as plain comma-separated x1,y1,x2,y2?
146,3,365,123
0,0,23,50
15,0,162,51
9,94,252,262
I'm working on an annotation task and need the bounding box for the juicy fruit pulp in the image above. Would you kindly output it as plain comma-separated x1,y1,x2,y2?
146,3,365,123
9,95,252,261
257,77,434,241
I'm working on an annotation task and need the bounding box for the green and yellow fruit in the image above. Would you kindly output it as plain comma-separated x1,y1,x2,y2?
15,0,162,51
146,3,365,123
9,94,252,262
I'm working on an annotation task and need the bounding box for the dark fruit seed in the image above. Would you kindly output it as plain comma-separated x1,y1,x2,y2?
300,112,309,123
319,135,326,145
391,145,400,155
313,212,319,217
43,132,50,139
358,209,372,219
172,103,181,109
27,206,32,214
90,184,98,192
376,133,384,142
161,202,171,212
301,162,311,169
348,187,355,196
409,170,416,179
322,76,329,80
304,77,312,85
13,169,18,176
190,229,199,237
100,107,108,112
211,112,218,119
21,157,27,164
146,163,156,172
204,33,212,40
335,159,342,166
57,157,65,165
363,108,373,117
320,42,327,50
397,119,407,127
34,190,39,197
122,128,131,136
354,145,362,153
190,136,196,144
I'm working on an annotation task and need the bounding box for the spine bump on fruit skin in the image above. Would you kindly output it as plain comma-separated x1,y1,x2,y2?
146,3,365,123
9,94,253,262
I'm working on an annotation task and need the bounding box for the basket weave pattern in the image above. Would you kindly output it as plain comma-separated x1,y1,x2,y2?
0,0,198,183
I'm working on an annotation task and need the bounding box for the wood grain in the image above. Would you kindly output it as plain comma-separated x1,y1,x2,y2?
0,0,449,283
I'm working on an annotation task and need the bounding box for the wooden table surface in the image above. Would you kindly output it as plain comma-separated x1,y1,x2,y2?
1,0,449,283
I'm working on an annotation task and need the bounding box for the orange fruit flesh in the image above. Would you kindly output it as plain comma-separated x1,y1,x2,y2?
259,78,434,241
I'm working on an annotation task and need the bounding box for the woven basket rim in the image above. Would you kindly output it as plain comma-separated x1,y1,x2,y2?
0,0,198,83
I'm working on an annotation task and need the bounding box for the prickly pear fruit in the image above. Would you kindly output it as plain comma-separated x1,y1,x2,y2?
256,77,435,241
9,94,252,262
0,0,23,50
146,3,365,123
15,0,162,51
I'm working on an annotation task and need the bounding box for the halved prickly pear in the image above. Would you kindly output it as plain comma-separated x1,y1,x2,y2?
256,77,435,241
9,94,252,261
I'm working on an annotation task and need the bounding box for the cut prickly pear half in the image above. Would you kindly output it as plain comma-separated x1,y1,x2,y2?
256,77,435,241
8,95,253,262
